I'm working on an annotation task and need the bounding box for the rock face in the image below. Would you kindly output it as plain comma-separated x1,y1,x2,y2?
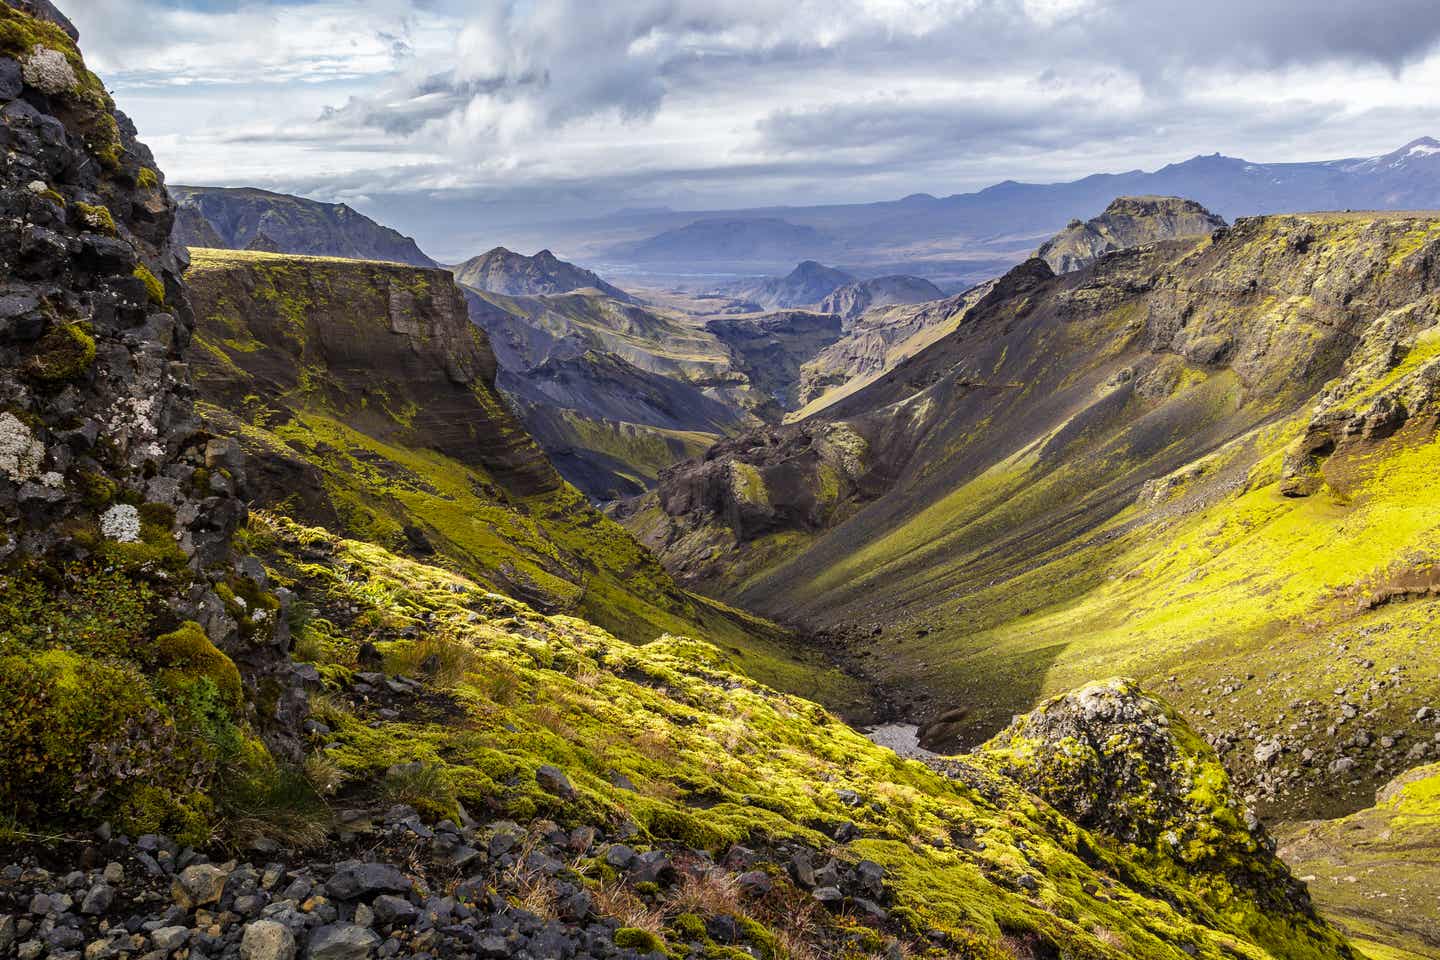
796,281,993,415
452,247,632,302
1036,195,1225,273
186,249,558,500
713,260,855,311
171,186,435,268
0,0,301,840
704,310,845,415
817,275,943,322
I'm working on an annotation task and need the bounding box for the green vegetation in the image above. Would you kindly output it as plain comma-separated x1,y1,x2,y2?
1274,764,1440,959
74,201,116,236
254,510,1352,960
0,561,272,844
27,320,95,381
133,263,166,305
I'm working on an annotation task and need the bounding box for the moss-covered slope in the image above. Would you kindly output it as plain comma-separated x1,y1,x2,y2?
636,213,1440,819
253,510,1356,960
184,247,860,709
1275,763,1440,959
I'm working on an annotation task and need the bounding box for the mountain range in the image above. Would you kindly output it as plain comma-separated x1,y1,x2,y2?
496,137,1440,287
7,4,1440,955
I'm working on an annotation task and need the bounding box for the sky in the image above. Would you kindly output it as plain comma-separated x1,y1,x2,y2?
67,0,1440,260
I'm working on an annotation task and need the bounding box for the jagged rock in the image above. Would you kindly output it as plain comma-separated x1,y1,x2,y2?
172,864,230,910
325,862,410,901
1036,196,1226,273
240,921,295,960
307,923,379,960
534,764,574,797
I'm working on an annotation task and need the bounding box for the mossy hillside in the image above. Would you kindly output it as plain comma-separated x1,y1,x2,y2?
0,560,273,843
1274,764,1440,960
184,249,862,709
660,215,1440,816
256,512,1354,960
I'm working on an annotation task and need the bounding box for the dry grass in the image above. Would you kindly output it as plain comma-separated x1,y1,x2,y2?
671,869,743,917
384,632,481,687
593,881,666,938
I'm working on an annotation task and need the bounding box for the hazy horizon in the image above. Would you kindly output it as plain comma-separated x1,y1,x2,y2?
69,0,1440,260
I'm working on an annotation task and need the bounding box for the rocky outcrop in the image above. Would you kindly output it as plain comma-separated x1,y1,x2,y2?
712,260,854,311
1036,195,1225,273
818,275,942,323
172,186,436,267
796,281,992,414
983,679,1337,959
705,310,844,414
0,0,303,840
453,246,632,301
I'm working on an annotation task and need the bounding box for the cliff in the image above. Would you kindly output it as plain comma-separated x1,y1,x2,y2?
0,0,300,842
171,185,436,268
1036,195,1226,273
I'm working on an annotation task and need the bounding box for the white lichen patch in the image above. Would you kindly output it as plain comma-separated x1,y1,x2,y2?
99,503,141,543
21,46,77,96
0,412,44,481
39,471,64,489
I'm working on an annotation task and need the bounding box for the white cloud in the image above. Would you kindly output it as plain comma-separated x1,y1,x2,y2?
62,0,1440,257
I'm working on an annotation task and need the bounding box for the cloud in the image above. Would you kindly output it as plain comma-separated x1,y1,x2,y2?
62,0,1440,258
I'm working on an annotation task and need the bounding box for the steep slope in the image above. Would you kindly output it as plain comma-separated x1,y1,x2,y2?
171,185,436,267
635,212,1440,821
713,260,856,310
705,310,846,414
461,285,759,499
183,248,846,704
1275,762,1440,959
453,245,633,301
819,275,944,321
795,281,994,417
187,512,1355,960
1036,196,1227,273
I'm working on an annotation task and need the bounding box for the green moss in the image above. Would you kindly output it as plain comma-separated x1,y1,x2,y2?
133,264,166,306
154,622,243,710
27,320,95,382
137,167,160,191
74,201,116,236
614,928,665,952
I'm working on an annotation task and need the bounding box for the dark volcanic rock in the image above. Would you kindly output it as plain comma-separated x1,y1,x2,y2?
170,186,435,267
453,247,632,302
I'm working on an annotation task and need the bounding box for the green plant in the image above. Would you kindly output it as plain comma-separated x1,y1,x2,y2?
27,321,95,382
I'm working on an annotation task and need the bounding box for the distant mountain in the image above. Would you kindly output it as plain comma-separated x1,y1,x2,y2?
454,246,633,301
714,261,855,310
170,186,436,267
540,137,1440,284
615,218,835,266
819,275,944,322
1036,196,1226,273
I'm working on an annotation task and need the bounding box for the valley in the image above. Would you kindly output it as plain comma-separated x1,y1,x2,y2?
2,2,1439,959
